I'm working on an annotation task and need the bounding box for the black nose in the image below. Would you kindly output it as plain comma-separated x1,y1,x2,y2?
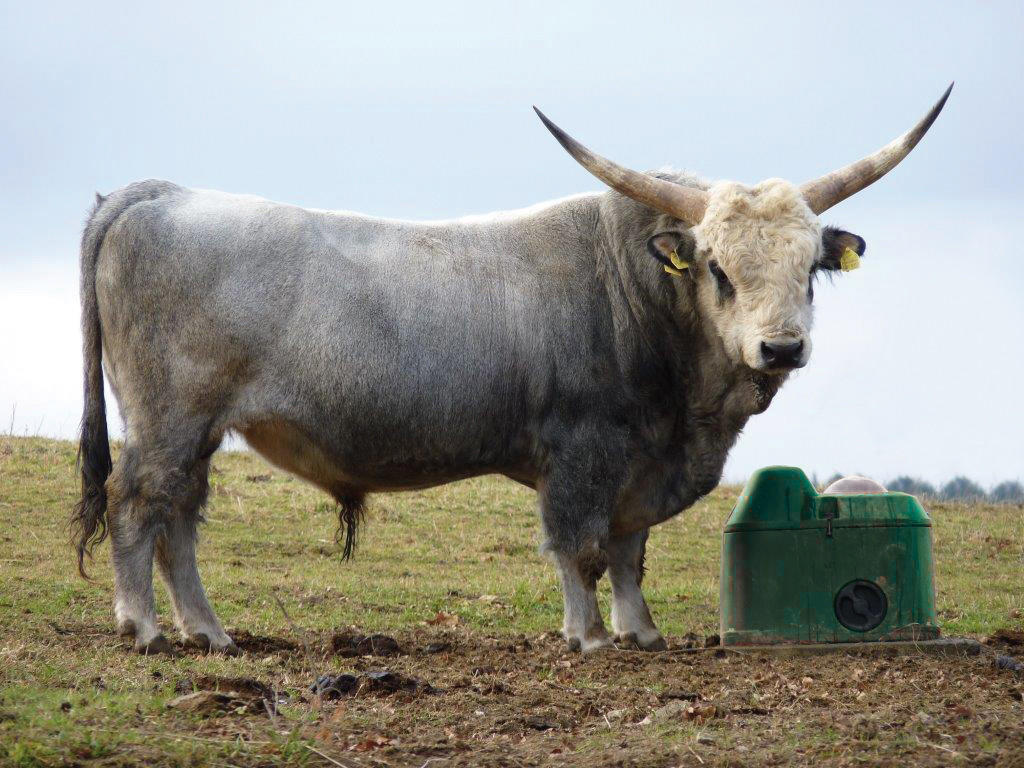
760,339,805,369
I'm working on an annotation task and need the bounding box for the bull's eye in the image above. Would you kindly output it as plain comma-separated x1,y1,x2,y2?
708,260,734,298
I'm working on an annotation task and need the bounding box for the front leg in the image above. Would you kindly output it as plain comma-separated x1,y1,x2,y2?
539,448,618,653
552,547,613,652
607,529,667,651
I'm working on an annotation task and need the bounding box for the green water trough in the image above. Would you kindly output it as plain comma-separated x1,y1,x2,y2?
720,466,942,647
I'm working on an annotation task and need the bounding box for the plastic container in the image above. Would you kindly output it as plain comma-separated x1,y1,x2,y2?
720,466,939,645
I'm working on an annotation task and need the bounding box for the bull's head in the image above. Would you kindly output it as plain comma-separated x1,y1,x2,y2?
536,85,951,374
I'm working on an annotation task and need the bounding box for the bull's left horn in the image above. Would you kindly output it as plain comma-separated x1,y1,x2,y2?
534,107,708,226
800,83,953,215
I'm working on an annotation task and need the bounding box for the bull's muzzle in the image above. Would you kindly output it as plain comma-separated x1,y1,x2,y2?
760,338,806,371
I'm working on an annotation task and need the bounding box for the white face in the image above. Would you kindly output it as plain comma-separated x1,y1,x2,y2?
692,179,821,373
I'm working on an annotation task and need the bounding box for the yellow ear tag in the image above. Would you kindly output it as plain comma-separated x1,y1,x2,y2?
840,247,861,272
664,250,690,276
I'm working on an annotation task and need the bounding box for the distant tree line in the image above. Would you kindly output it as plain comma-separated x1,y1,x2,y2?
891,476,1024,503
817,473,1024,503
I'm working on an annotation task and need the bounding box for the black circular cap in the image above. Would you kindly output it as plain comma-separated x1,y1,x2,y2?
834,579,888,632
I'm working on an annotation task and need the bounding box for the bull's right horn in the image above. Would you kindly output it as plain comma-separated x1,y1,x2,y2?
800,83,953,215
534,107,709,226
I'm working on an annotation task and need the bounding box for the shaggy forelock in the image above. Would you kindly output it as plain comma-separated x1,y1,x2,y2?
700,179,819,272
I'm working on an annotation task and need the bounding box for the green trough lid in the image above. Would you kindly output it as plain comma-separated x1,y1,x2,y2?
725,466,931,533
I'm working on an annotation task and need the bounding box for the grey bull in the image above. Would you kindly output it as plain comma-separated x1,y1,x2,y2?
73,87,951,654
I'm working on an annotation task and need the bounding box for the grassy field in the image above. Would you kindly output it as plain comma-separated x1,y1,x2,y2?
1,436,1022,767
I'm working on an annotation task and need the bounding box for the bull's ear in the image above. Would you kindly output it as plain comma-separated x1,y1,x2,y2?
819,226,866,272
646,230,696,276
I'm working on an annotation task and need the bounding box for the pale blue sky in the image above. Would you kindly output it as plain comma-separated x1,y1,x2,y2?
1,1,1022,486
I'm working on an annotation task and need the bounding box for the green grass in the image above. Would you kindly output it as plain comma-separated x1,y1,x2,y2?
1,436,1022,767
0,436,732,641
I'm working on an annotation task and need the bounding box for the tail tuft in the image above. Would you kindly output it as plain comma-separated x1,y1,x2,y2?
333,492,366,561
72,416,112,577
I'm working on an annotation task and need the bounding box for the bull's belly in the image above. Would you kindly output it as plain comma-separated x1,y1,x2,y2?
231,327,539,493
240,415,530,496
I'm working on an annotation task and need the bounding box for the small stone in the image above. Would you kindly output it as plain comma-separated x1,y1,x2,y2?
647,699,689,723
995,655,1024,672
524,715,558,731
310,674,358,699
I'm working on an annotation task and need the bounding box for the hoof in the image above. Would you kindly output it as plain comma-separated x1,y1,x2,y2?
135,634,177,656
220,641,241,656
565,634,615,653
185,633,240,656
614,631,668,652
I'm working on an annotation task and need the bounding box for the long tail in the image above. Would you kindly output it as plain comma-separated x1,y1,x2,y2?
71,193,116,577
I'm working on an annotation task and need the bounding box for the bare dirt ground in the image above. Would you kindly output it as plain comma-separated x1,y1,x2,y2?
205,629,1024,767
30,623,1024,767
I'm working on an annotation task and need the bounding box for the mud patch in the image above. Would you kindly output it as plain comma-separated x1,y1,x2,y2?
166,689,277,717
175,675,278,700
987,627,1024,648
311,668,435,700
330,631,403,657
229,629,298,653
171,674,287,716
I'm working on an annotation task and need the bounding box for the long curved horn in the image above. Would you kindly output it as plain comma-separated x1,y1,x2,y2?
534,107,708,226
800,84,953,215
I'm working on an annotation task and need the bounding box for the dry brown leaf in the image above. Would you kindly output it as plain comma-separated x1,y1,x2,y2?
350,734,391,751
426,611,460,626
685,703,719,723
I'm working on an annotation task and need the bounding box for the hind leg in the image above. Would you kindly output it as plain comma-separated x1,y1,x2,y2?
106,445,173,654
154,459,237,654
